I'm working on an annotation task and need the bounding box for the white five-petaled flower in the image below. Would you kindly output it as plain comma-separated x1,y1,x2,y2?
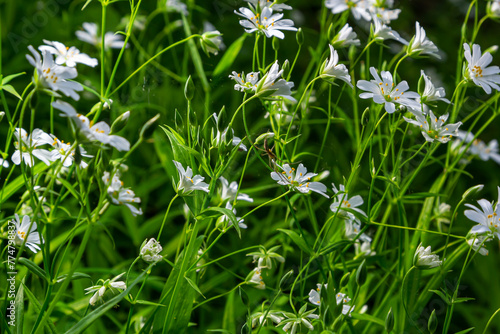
201,22,225,56
271,163,328,198
336,292,355,316
331,23,360,48
173,160,210,194
103,171,143,216
39,40,98,67
26,46,83,100
463,43,500,94
229,71,260,93
464,187,500,240
368,0,401,23
140,238,163,263
371,15,408,45
418,70,450,106
12,128,53,167
49,136,91,168
330,183,367,219
414,244,442,268
0,158,9,168
279,304,319,334
357,67,420,113
76,22,128,50
52,100,130,151
247,245,285,269
407,21,440,59
235,6,297,40
403,108,462,144
219,176,253,203
325,0,371,21
12,214,44,253
489,0,500,17
85,273,127,306
212,113,247,151
248,267,266,289
244,0,292,11
454,131,500,165
320,45,353,88
308,283,325,306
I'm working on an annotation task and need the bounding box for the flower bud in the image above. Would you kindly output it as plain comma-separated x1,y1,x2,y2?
140,238,163,263
413,244,442,269
428,309,438,334
184,75,195,101
200,30,223,56
340,272,350,287
272,36,280,52
239,286,250,307
385,307,394,333
139,114,160,140
111,111,130,133
0,111,4,123
282,59,290,79
255,132,274,144
356,259,367,286
279,269,294,290
296,28,304,46
462,184,484,200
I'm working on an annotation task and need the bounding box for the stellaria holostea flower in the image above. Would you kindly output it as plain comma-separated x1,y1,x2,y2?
12,128,53,167
173,160,210,194
463,43,500,94
403,109,461,144
235,6,297,40
407,21,440,59
76,22,127,50
12,214,44,253
320,45,353,87
39,40,98,67
413,244,442,268
270,163,328,198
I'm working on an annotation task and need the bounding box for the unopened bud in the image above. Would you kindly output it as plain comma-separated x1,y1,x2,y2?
111,111,130,133
272,36,280,52
356,260,367,286
385,307,394,333
462,184,484,200
296,28,304,46
428,309,438,334
139,114,160,140
0,111,4,123
184,75,195,101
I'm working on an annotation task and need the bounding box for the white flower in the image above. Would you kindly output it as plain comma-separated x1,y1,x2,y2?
51,100,130,151
12,214,43,253
464,187,500,240
403,109,462,144
201,22,225,56
330,183,367,218
279,304,319,334
248,267,266,289
320,45,353,87
331,23,360,48
235,6,297,40
26,46,83,100
355,239,375,257
244,0,292,11
229,71,260,93
336,292,354,316
407,21,440,59
371,16,407,45
467,235,490,256
216,202,247,230
85,273,127,306
357,67,420,113
0,158,8,168
418,70,450,105
413,244,442,268
455,131,500,164
166,0,188,15
76,22,127,50
39,40,98,67
140,238,163,263
173,160,209,194
251,309,284,328
489,0,500,17
49,136,91,168
103,171,143,216
247,245,285,269
219,176,253,203
368,2,401,23
308,283,324,306
12,128,53,167
270,163,328,198
325,0,371,21
256,61,296,101
463,43,500,94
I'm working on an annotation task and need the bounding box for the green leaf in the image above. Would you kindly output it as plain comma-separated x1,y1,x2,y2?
318,240,350,256
351,312,385,327
21,282,57,333
65,264,154,334
2,84,23,100
18,258,48,282
15,278,25,334
55,272,92,283
454,328,474,334
1,72,25,85
278,229,312,255
134,300,167,307
453,296,475,304
184,276,206,299
222,290,236,333
213,34,247,78
429,289,451,305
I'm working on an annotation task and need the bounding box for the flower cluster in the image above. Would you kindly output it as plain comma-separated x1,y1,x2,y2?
270,163,328,198
308,283,355,316
102,171,143,216
85,273,127,306
246,245,285,290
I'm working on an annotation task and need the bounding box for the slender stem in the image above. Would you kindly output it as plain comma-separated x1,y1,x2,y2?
157,194,179,241
240,190,290,220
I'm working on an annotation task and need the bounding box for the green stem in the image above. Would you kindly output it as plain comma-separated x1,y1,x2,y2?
157,194,179,241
